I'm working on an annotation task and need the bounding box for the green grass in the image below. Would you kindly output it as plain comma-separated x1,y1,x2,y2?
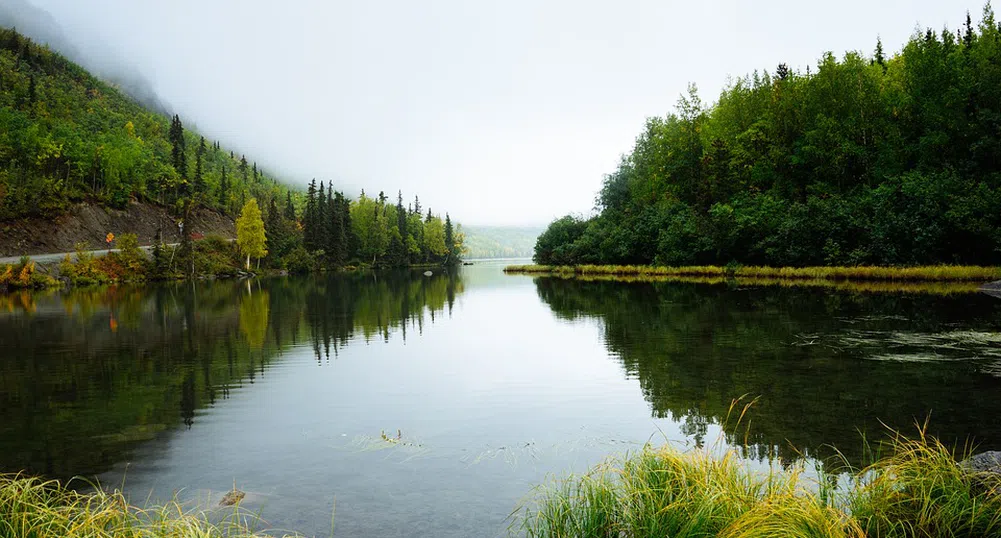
515,426,1001,538
505,264,1001,283
0,474,302,538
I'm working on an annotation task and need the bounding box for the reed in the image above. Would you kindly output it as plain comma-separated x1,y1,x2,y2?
504,264,1001,283
516,427,1001,538
0,474,299,538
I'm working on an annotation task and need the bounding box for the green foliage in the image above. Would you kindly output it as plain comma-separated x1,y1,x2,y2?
0,27,299,221
536,10,1001,267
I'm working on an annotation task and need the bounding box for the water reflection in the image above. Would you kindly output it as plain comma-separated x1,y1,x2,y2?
0,270,463,479
532,277,1001,464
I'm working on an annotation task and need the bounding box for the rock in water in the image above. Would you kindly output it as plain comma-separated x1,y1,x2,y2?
981,281,1001,300
423,270,433,276
219,489,246,506
960,451,1001,474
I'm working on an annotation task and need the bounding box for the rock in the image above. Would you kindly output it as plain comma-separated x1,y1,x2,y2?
960,451,1001,475
981,281,1001,300
423,270,433,276
219,489,246,507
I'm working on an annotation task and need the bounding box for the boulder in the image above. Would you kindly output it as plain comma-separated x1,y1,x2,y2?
219,489,246,506
961,451,1001,474
980,281,1001,300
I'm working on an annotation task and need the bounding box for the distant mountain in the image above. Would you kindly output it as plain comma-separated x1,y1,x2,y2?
461,225,542,259
0,0,171,114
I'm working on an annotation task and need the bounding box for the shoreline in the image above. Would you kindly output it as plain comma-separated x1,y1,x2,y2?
504,264,1001,283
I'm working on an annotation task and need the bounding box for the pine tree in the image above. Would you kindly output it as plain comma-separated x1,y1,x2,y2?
316,181,328,253
169,115,187,180
444,213,455,264
219,166,229,209
193,151,205,197
874,38,886,69
284,191,296,221
304,179,317,250
964,11,975,48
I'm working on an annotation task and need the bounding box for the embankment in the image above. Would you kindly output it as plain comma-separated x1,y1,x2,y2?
0,201,235,257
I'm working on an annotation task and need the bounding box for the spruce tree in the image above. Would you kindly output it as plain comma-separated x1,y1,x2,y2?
219,166,229,209
316,181,327,254
444,213,455,264
304,179,317,250
284,191,296,221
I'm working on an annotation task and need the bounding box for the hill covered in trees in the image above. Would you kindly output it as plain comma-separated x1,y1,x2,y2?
462,225,543,259
535,7,1001,268
0,26,463,270
0,26,290,221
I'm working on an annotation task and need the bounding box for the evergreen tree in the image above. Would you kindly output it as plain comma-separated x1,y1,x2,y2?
444,213,455,264
316,181,328,253
169,115,187,180
284,191,296,221
218,166,229,209
193,152,205,197
304,179,317,250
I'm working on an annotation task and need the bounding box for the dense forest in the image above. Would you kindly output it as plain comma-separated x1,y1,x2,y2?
536,7,1001,267
461,225,543,259
0,26,463,271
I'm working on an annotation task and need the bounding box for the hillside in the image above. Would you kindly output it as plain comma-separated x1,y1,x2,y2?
0,26,293,224
462,225,543,259
535,8,1001,267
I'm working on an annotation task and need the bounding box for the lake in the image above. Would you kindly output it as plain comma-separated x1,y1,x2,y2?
2,260,1001,537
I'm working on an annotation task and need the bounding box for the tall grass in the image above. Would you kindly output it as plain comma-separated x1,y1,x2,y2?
0,474,299,538
505,264,1001,283
516,425,1001,538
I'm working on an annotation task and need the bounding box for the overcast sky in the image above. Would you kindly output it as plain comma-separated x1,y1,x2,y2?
28,0,977,225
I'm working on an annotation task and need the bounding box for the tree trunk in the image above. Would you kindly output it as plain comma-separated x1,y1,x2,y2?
246,254,250,271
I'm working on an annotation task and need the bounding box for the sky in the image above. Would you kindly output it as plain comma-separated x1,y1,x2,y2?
24,0,979,225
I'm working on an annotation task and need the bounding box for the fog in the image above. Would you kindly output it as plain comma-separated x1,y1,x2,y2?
9,1,977,225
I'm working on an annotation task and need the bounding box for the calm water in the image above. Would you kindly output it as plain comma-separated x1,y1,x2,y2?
2,261,1001,536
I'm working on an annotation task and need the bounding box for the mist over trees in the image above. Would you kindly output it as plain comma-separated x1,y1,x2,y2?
0,25,463,270
535,7,1001,267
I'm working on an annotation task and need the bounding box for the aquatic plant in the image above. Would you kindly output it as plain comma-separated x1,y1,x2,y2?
515,425,1001,538
504,264,1001,283
0,474,302,538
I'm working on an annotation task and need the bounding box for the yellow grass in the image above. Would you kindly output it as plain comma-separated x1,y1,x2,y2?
505,264,1001,283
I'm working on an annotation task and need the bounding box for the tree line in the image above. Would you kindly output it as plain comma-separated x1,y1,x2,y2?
536,6,1001,267
0,26,463,271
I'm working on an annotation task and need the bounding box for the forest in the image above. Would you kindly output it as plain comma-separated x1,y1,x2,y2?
0,26,463,275
535,7,1001,268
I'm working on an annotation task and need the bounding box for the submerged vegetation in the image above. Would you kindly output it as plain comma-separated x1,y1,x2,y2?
535,8,1001,268
517,427,1001,538
0,474,297,538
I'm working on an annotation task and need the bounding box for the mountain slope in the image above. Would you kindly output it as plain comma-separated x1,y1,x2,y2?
462,225,543,259
0,26,292,223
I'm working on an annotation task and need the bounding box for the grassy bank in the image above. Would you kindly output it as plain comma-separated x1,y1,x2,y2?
505,264,1001,283
516,429,1001,538
0,474,300,538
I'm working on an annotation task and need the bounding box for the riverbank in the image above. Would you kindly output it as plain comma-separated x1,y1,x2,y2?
0,474,301,538
516,429,1001,538
505,264,1001,282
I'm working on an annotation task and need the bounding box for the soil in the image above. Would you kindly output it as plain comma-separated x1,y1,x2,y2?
0,201,236,257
